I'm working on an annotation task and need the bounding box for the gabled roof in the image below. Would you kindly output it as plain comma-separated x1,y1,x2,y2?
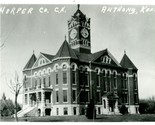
120,53,137,70
91,49,121,67
91,49,107,62
54,40,78,59
24,54,37,70
40,52,54,61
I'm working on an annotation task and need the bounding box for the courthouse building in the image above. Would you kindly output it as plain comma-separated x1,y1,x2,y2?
19,5,139,117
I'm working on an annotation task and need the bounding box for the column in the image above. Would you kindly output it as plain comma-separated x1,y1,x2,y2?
114,99,119,114
41,91,45,116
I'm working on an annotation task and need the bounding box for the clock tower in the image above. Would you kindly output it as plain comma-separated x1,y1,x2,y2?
68,5,91,54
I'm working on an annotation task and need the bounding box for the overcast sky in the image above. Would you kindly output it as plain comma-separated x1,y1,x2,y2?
0,4,155,103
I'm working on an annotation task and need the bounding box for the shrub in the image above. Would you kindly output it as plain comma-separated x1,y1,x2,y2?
119,104,128,115
139,99,155,114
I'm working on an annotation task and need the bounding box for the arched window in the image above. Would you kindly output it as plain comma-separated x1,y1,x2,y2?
84,68,89,86
133,74,137,89
62,64,67,70
113,71,117,89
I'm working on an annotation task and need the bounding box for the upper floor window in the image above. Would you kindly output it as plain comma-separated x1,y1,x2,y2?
56,73,58,85
72,71,76,85
56,90,59,103
38,58,46,66
107,70,111,77
43,78,46,87
113,71,117,89
133,74,137,89
84,68,89,86
63,89,68,103
72,89,77,102
49,76,51,87
124,74,127,89
101,56,111,64
97,75,100,87
102,70,106,77
62,64,67,70
63,71,67,84
96,91,101,103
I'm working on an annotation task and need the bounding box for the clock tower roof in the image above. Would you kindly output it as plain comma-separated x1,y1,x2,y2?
73,4,86,19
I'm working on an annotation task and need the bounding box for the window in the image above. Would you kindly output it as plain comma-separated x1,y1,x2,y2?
38,92,41,102
79,73,84,85
107,70,110,77
64,107,68,115
72,89,77,102
56,73,58,85
49,76,51,87
72,71,76,85
25,94,27,104
56,90,59,103
102,56,111,64
39,59,46,66
107,78,111,92
43,78,46,87
103,99,106,108
63,72,67,84
38,78,41,88
62,64,67,70
73,107,77,115
35,80,37,88
98,107,101,114
97,75,100,87
122,94,128,103
56,108,59,115
134,74,137,89
103,79,107,91
103,70,106,77
124,74,127,89
85,72,89,86
48,69,51,74
96,91,101,103
134,94,138,104
114,79,117,89
63,90,68,102
113,72,117,89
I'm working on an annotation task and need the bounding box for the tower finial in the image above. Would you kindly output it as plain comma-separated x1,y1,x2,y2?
124,50,126,54
65,35,66,41
33,50,34,54
78,4,80,10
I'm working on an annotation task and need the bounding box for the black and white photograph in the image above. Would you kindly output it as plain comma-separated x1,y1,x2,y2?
0,1,155,122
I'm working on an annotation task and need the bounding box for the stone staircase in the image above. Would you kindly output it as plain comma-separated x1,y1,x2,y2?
17,106,37,117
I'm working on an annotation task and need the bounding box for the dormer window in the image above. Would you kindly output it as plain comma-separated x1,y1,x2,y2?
39,58,46,66
101,56,111,64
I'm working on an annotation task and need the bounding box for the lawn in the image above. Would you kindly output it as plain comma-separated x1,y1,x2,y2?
1,114,155,122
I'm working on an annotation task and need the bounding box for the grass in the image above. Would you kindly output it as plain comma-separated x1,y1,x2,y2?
1,114,155,122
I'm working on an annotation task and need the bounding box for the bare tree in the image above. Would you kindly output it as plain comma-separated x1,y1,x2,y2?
8,71,22,122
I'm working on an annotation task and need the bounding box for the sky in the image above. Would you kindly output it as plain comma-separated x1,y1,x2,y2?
0,4,155,103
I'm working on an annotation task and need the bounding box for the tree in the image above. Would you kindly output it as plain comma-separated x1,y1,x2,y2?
0,94,21,117
2,93,6,100
8,72,22,121
139,98,155,114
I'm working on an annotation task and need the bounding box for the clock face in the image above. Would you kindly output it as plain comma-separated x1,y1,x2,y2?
81,28,89,38
70,29,77,39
